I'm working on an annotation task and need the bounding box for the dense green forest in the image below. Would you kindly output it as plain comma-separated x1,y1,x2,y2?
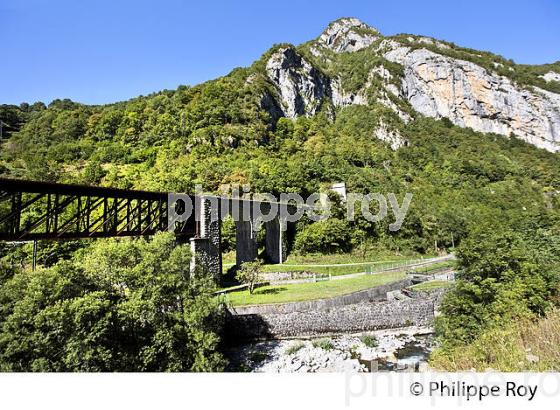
0,233,224,371
1,25,559,371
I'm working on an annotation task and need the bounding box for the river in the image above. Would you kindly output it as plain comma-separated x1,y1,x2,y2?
226,326,435,372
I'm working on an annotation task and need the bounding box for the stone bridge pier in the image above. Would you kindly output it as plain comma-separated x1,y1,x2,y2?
235,216,287,266
188,196,222,281
188,196,291,283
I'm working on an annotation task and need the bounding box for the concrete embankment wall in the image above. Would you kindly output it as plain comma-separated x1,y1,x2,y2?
225,279,443,341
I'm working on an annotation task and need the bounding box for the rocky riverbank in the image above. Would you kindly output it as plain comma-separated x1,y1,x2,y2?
226,326,434,372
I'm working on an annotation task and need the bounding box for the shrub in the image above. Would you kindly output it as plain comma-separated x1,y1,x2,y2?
312,338,334,351
220,216,236,252
236,260,263,294
0,233,225,372
360,334,378,348
435,228,560,346
431,309,560,371
284,341,305,355
294,219,352,254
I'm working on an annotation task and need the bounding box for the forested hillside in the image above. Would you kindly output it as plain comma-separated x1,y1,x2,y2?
1,27,559,253
1,17,559,371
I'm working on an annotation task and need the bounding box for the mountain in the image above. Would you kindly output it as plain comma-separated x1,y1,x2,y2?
257,18,560,152
1,17,559,254
2,18,559,374
3,18,560,157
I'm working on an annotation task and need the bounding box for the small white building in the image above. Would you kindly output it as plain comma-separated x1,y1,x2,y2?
330,182,347,201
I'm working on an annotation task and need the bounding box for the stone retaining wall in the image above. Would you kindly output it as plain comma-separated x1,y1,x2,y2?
229,278,412,315
225,278,446,341
226,298,435,340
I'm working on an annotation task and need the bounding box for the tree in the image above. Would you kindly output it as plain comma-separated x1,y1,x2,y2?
237,260,263,294
0,233,226,371
294,218,352,254
435,225,560,347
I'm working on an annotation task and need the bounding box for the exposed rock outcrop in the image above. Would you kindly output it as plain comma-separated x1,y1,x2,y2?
315,17,380,53
259,91,285,122
384,47,560,152
542,71,560,83
265,47,331,118
330,77,368,107
375,120,408,150
260,18,560,153
405,36,451,50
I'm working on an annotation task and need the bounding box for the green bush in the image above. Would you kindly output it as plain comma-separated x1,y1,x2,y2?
284,341,305,355
435,226,560,346
312,338,334,350
0,233,225,372
360,334,378,348
294,219,352,254
236,260,263,294
220,216,237,252
431,309,560,371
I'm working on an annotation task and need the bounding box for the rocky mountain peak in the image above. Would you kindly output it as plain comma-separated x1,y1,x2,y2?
258,19,560,153
316,17,380,53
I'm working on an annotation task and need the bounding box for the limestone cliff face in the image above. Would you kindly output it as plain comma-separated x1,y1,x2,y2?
383,46,560,152
260,18,560,153
265,47,330,118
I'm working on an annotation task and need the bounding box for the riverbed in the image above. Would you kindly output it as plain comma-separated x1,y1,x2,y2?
226,326,435,372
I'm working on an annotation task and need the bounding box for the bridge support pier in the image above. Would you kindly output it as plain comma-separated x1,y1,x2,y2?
189,197,222,281
189,237,221,279
264,217,286,264
235,220,258,266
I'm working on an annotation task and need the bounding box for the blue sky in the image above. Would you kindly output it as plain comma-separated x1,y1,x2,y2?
1,0,559,105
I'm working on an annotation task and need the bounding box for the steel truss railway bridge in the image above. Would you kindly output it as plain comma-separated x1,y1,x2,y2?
0,178,293,281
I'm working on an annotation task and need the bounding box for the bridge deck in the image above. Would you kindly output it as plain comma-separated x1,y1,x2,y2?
0,178,195,241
